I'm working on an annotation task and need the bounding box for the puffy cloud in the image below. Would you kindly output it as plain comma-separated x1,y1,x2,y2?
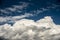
0,16,60,40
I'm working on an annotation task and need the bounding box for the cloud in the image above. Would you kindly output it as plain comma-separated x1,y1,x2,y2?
1,1,59,16
0,2,33,24
0,13,33,23
0,2,29,14
0,16,60,40
0,1,34,24
31,4,60,15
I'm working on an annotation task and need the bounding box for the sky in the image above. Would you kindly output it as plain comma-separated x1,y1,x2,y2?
0,0,60,25
0,0,60,40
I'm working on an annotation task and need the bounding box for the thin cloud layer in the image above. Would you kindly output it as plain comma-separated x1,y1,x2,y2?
1,1,59,17
0,2,29,15
0,16,60,40
0,13,33,23
0,1,59,24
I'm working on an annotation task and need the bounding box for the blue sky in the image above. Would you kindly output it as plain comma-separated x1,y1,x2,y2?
0,0,60,40
0,0,60,25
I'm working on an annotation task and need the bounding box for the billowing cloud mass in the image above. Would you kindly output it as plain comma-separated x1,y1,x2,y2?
0,16,60,40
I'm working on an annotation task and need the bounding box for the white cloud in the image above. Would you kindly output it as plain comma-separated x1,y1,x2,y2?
0,2,29,14
32,4,60,15
12,13,33,20
0,13,33,23
0,2,59,16
33,8,48,15
0,16,60,40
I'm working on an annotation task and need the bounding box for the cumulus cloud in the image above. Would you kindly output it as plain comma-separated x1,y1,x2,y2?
0,16,60,40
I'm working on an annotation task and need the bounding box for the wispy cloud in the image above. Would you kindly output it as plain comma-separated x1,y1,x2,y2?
31,4,60,15
1,2,59,15
0,2,33,24
0,2,60,25
0,2,29,14
0,13,33,23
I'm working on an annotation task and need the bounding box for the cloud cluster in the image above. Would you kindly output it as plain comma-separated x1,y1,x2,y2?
0,16,60,40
